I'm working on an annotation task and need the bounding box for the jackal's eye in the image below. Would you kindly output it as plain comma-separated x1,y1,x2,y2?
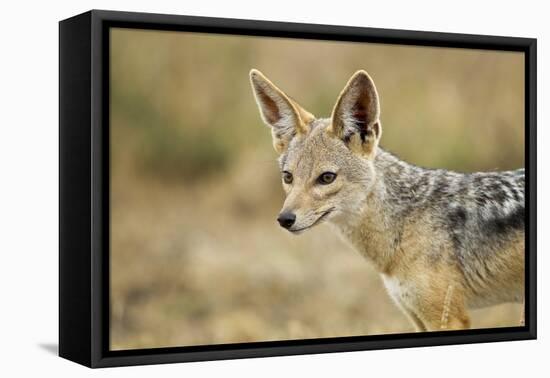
318,172,337,185
282,171,293,184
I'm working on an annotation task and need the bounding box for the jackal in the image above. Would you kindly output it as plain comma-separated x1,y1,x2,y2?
249,69,524,331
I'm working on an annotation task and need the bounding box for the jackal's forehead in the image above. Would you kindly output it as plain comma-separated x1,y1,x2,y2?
277,119,346,173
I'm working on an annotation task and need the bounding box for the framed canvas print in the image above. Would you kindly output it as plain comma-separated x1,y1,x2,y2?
59,10,537,368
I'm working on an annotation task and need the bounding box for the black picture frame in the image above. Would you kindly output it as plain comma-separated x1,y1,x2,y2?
59,9,537,368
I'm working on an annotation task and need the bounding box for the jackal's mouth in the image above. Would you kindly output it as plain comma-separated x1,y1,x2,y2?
289,208,335,234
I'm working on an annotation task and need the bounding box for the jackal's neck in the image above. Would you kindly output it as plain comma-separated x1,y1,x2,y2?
332,147,420,273
373,148,438,217
374,148,425,198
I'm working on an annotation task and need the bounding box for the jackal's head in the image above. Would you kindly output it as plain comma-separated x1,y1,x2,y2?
250,69,382,233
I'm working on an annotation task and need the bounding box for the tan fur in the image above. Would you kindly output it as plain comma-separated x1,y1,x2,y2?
335,197,473,331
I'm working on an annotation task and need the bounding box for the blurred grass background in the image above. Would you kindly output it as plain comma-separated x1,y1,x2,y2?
110,28,525,350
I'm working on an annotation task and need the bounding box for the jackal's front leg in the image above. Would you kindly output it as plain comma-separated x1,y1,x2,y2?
417,284,471,331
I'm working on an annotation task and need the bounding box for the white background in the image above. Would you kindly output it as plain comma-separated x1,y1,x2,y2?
0,0,546,376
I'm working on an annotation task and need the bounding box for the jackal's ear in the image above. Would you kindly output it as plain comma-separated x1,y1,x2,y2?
250,69,315,154
329,70,382,158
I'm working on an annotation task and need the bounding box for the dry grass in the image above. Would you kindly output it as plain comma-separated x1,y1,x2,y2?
109,28,524,350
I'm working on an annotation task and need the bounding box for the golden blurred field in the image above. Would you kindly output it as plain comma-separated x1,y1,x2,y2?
109,28,525,350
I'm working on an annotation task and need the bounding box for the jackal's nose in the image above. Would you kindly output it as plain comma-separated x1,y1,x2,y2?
277,212,296,229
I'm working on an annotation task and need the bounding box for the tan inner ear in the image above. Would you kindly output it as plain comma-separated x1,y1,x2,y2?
250,69,315,143
328,70,382,158
330,70,380,137
256,89,282,126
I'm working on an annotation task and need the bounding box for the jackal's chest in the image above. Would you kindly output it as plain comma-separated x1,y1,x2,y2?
331,220,393,271
381,274,415,305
